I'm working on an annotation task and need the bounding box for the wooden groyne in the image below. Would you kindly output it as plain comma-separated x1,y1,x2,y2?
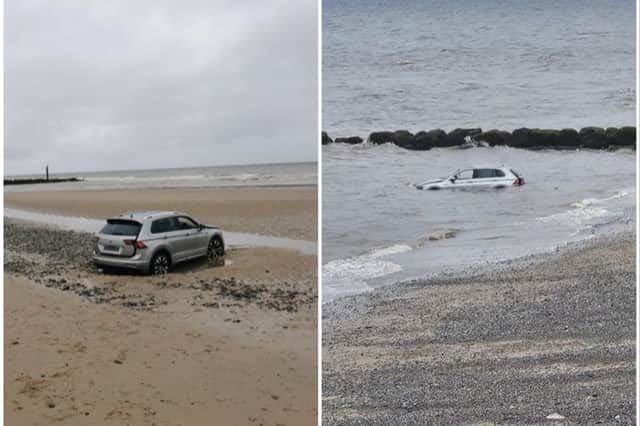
4,177,82,186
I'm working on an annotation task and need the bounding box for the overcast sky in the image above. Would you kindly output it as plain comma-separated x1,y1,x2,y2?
5,0,318,175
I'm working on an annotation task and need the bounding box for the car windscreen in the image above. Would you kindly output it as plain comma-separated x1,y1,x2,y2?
100,219,141,236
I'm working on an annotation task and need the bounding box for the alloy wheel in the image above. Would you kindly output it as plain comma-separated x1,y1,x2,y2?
152,254,169,275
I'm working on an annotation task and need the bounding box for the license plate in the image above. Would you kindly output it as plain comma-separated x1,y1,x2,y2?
103,245,119,251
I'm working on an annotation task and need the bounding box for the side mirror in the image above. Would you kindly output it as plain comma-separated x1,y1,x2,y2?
199,224,205,230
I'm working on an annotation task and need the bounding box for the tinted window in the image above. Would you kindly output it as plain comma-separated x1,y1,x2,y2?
151,217,178,233
176,216,198,229
473,169,501,178
100,219,141,236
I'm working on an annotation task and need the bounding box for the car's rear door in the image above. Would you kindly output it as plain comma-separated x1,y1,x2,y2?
472,169,509,187
96,219,142,257
471,169,500,186
150,217,188,262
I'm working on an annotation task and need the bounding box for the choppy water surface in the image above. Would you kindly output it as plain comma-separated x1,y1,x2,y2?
322,0,635,301
323,145,635,301
5,162,316,192
324,0,635,135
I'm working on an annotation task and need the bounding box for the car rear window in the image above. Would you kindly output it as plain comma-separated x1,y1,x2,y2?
100,219,141,236
151,217,178,234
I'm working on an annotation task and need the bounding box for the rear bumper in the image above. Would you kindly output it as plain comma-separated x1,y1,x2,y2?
92,253,149,271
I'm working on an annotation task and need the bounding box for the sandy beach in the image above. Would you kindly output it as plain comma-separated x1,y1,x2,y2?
5,185,317,425
323,232,635,425
5,186,317,240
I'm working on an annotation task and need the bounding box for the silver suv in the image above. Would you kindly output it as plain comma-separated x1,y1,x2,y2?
92,211,225,274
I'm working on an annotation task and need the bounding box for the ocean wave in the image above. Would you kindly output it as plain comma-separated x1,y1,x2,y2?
213,173,264,181
569,189,630,209
85,174,208,182
322,244,412,302
536,190,631,230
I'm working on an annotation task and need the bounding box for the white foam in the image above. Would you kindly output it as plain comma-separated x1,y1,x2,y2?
537,189,632,230
536,206,609,229
369,244,412,258
85,174,208,182
322,244,412,302
570,189,631,209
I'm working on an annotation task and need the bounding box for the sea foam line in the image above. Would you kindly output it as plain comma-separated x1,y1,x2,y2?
322,244,412,302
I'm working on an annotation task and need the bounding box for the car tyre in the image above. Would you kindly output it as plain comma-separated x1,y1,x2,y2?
207,236,224,266
150,252,170,275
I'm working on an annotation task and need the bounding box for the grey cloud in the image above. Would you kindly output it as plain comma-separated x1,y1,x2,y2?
5,0,318,175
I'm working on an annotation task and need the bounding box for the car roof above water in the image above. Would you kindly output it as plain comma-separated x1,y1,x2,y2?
466,165,510,170
111,211,187,222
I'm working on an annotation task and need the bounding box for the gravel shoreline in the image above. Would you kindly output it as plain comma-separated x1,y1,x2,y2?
5,219,316,313
323,231,635,424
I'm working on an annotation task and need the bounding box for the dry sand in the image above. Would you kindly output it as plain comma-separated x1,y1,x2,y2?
4,186,317,240
5,185,318,425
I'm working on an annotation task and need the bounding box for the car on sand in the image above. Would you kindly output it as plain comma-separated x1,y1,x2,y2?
92,211,225,274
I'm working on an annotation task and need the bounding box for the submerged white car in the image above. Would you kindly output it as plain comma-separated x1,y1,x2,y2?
415,166,524,190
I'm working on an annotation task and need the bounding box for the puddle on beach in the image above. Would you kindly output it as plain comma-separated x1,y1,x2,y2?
4,208,317,255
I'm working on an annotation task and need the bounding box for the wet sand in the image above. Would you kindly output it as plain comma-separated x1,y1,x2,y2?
4,184,318,425
6,274,315,425
323,233,635,425
4,186,317,240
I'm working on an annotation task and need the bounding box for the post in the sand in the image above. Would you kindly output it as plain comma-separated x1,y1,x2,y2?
45,164,49,181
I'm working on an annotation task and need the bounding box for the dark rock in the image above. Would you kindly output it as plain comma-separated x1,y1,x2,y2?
579,127,608,149
410,129,446,150
475,129,511,146
322,131,333,145
508,128,573,149
369,130,416,148
334,136,363,145
607,126,636,147
557,128,581,147
444,128,482,146
392,130,415,147
368,131,396,145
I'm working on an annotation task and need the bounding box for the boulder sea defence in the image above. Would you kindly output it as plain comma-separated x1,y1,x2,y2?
322,127,636,151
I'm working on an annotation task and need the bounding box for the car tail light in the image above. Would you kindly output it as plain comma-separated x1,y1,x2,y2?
124,240,147,249
513,179,521,186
